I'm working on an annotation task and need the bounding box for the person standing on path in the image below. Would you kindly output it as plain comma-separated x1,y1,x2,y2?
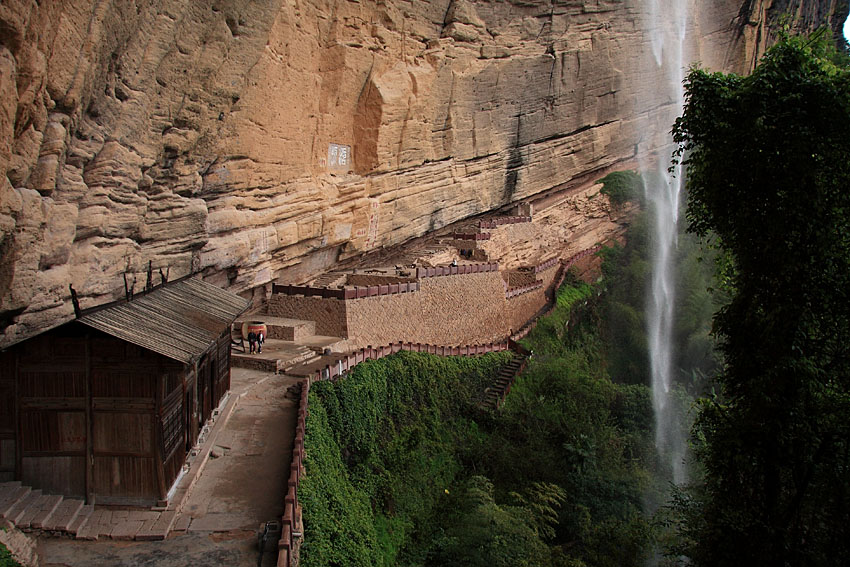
257,331,264,353
248,331,257,354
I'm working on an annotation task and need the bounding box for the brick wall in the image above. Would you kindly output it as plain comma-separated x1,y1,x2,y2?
343,271,510,348
507,270,537,287
504,264,558,333
267,295,348,337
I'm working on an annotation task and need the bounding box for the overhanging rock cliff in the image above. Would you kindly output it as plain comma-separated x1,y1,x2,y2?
0,0,846,347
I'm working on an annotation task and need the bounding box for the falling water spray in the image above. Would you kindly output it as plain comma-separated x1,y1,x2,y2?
642,0,690,485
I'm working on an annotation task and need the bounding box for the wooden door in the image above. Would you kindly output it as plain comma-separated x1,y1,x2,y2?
16,336,87,498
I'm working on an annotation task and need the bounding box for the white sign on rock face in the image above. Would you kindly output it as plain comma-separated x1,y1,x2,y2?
327,143,352,171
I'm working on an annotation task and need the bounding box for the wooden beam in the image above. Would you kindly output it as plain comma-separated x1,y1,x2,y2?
85,334,94,505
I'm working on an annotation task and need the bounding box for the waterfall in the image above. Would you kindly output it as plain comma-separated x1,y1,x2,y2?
642,0,690,485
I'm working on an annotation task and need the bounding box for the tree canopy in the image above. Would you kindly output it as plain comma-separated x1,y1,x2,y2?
671,32,850,566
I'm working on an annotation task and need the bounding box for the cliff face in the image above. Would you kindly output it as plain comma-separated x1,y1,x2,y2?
0,0,844,347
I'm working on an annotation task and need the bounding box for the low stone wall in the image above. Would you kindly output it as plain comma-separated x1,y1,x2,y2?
451,232,491,241
273,281,420,300
504,263,559,333
345,274,410,287
269,246,601,347
307,341,512,383
277,379,307,567
505,280,543,299
415,262,498,279
267,295,348,337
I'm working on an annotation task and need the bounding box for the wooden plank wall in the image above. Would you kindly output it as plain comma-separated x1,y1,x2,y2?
0,351,15,481
214,331,230,408
16,333,88,497
89,337,163,506
159,362,187,495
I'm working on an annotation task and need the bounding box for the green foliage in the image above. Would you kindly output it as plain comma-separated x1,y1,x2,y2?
672,32,850,566
0,543,20,567
598,170,644,205
520,276,595,358
300,351,512,567
485,291,656,566
429,476,555,567
301,279,660,567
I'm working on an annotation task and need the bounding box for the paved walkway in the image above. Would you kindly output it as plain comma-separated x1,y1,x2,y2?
177,370,298,533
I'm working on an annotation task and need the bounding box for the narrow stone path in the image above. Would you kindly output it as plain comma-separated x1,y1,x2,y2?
177,370,299,533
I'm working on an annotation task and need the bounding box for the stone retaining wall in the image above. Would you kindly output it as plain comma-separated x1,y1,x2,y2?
267,295,348,337
344,271,509,348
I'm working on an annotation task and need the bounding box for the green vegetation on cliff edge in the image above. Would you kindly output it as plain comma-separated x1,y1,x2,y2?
301,263,663,566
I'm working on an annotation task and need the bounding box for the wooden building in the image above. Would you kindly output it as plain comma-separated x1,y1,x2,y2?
0,278,248,506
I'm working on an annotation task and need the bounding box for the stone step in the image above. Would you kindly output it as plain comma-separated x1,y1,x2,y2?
78,508,126,540
109,510,159,540
25,493,63,529
7,489,42,525
42,498,84,532
135,510,176,541
0,485,31,519
67,504,94,536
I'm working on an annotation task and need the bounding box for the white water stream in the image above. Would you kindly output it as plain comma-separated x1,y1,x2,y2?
643,0,690,485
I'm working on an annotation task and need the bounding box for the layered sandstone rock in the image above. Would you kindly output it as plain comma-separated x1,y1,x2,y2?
0,0,845,347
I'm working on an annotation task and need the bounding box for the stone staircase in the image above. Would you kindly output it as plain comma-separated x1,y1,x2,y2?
0,481,174,541
231,339,317,373
482,353,528,410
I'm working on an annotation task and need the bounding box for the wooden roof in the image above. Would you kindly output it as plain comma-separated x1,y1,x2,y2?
78,278,249,364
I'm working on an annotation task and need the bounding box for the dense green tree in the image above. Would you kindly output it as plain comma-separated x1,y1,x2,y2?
671,32,850,566
429,476,558,567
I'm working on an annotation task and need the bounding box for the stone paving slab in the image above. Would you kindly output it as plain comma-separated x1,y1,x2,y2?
135,510,175,541
111,519,145,540
128,510,160,521
135,517,159,540
95,510,114,538
76,508,104,540
42,498,84,531
185,512,245,532
66,504,94,535
173,513,192,532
